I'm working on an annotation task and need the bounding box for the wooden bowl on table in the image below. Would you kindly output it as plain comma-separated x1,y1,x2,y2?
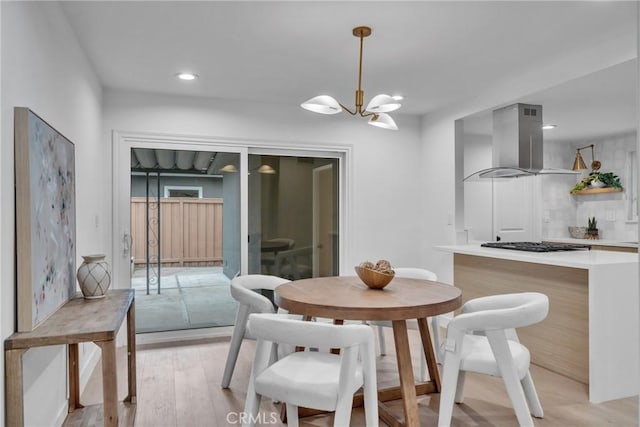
355,266,395,290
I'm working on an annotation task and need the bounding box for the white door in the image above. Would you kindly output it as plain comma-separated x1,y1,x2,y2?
492,177,540,242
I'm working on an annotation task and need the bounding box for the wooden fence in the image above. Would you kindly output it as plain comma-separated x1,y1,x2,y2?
131,197,223,267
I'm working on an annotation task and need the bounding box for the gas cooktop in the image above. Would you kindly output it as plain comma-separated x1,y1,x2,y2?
481,241,592,252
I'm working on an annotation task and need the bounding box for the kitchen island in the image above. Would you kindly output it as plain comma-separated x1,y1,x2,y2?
437,244,638,403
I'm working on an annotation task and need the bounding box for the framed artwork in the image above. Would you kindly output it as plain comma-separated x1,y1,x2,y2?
14,107,76,332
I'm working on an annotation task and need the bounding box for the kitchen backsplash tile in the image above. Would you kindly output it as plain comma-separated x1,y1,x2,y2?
542,131,637,242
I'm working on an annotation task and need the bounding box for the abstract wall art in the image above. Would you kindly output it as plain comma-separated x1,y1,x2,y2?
14,107,76,332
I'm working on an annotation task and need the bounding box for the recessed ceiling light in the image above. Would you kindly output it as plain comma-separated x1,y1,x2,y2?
391,95,404,101
176,72,198,81
542,124,557,130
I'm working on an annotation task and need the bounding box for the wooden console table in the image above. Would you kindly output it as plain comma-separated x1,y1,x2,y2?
5,289,136,427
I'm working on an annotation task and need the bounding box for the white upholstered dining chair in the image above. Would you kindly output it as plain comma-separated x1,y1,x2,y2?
438,292,549,427
221,274,291,389
243,313,378,427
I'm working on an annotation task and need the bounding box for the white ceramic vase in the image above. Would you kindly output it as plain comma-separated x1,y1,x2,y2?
77,254,111,299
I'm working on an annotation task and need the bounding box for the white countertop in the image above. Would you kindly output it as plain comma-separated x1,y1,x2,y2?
436,244,638,268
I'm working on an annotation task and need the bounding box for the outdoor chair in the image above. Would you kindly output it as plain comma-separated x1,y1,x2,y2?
273,246,313,280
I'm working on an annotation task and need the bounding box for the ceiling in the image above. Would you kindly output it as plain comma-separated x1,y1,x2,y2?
463,58,638,143
57,1,639,174
60,1,637,121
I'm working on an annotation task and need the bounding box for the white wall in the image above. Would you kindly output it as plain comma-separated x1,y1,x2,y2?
1,2,103,426
103,90,424,271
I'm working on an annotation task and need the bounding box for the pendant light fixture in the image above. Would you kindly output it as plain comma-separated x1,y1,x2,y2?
301,26,401,130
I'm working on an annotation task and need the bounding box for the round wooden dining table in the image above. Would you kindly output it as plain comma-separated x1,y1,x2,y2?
275,275,462,427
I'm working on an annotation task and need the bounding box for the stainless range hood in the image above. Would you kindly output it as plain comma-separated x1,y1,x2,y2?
464,103,578,180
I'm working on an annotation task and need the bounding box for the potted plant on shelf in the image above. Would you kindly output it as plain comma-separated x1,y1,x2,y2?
586,216,599,240
570,171,623,194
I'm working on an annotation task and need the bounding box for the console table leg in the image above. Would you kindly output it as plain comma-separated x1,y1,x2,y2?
96,340,118,427
126,300,137,403
68,343,84,411
6,348,26,427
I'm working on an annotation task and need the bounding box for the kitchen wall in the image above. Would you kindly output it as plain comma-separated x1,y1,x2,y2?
462,133,492,242
459,132,638,244
1,2,104,426
423,34,635,283
542,131,638,241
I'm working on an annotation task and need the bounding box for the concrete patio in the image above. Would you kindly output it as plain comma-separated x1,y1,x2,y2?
131,266,237,333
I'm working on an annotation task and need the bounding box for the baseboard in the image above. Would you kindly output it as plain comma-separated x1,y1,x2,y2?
54,401,69,427
136,326,233,348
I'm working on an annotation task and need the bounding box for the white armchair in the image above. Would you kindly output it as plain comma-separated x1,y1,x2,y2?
221,274,291,389
438,292,549,427
243,313,378,427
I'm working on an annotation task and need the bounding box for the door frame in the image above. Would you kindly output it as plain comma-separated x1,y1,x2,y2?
112,131,352,293
312,163,334,276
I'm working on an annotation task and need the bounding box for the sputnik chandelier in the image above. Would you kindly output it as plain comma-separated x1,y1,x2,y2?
301,26,402,130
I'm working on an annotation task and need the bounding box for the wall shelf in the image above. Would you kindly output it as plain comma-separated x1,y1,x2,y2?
572,187,624,195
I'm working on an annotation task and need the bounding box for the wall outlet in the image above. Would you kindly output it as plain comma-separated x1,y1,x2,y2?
605,210,616,221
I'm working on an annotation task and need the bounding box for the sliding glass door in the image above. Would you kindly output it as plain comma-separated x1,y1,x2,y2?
114,134,345,338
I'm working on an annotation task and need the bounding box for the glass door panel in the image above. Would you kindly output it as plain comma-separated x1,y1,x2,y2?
130,148,241,333
248,154,339,280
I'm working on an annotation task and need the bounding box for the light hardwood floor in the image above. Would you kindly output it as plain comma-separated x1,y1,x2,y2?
68,329,638,426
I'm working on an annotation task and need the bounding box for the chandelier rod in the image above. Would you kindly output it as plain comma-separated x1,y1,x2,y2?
357,31,364,109
339,26,376,118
